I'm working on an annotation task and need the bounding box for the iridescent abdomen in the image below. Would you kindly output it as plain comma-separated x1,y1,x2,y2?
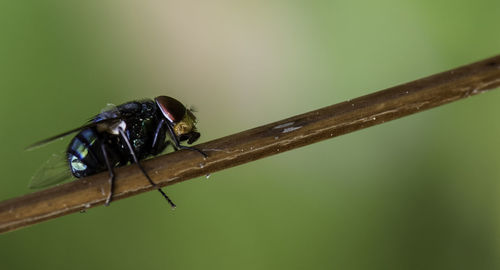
67,128,123,178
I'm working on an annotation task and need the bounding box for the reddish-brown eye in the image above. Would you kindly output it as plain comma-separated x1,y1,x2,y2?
155,96,186,123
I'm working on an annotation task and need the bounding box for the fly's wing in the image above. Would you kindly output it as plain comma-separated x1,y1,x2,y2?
26,103,123,151
27,103,126,188
29,152,73,189
25,117,127,151
25,123,99,151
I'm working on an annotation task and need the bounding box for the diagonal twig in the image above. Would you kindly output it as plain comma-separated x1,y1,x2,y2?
0,55,499,234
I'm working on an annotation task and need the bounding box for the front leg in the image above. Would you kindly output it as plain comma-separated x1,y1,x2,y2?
151,118,165,151
165,122,207,158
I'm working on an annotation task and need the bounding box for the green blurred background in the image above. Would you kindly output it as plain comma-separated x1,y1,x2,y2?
1,1,500,269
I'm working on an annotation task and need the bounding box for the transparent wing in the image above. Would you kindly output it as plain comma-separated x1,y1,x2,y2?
25,118,126,151
29,152,73,189
25,123,98,151
26,103,133,151
27,103,127,188
26,103,127,151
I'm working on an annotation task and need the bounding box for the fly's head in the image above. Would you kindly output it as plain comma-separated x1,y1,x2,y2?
155,96,201,144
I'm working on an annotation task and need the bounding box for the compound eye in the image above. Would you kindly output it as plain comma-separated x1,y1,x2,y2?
155,96,186,123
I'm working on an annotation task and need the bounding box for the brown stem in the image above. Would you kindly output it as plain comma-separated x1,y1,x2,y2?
1,55,499,234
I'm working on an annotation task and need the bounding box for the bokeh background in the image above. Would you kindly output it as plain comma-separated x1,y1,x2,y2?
1,1,500,269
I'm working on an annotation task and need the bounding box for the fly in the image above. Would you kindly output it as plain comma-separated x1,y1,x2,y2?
27,96,207,208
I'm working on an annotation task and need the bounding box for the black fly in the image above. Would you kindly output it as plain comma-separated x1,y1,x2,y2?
27,96,207,207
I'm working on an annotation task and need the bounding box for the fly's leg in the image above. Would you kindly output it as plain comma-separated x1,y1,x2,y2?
118,128,176,208
165,122,207,158
101,142,115,206
151,118,165,150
